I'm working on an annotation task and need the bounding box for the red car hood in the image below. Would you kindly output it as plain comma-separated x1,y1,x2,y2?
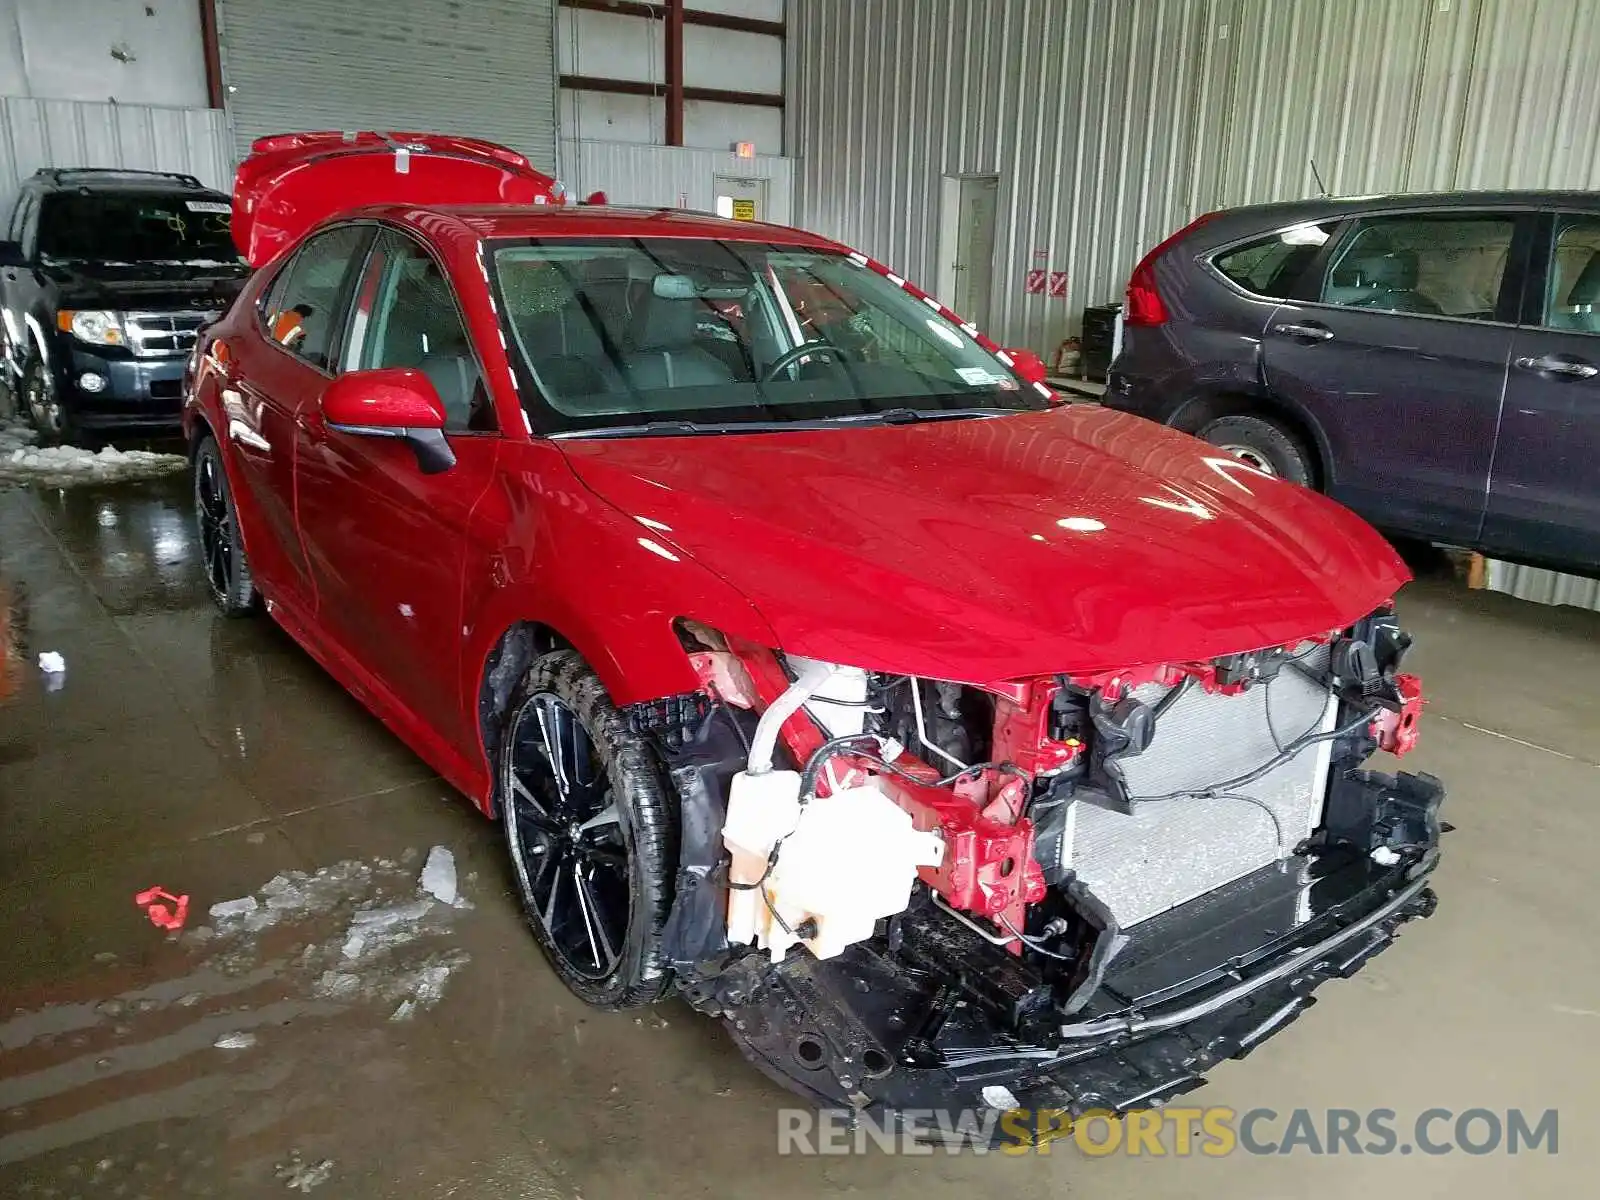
558,408,1409,684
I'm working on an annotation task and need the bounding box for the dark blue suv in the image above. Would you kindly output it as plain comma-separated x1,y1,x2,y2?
1106,192,1600,576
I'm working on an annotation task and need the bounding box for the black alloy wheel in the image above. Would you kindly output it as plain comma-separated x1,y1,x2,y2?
193,437,257,615
501,651,675,1008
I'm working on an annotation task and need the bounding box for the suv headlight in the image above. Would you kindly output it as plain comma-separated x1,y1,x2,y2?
58,310,125,347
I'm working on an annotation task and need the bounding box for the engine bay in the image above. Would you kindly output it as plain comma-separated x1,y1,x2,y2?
633,608,1441,1117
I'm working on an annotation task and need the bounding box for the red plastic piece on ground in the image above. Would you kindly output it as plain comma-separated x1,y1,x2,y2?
135,887,190,931
1372,673,1425,756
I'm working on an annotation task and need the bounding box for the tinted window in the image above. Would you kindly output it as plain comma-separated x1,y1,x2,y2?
1540,215,1600,335
1320,214,1515,320
261,225,369,370
36,191,240,264
342,230,491,432
491,238,1045,434
1213,223,1337,299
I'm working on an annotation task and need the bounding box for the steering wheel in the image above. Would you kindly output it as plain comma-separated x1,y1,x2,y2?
762,340,853,382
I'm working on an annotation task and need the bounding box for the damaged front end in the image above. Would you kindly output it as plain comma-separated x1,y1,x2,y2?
628,610,1442,1129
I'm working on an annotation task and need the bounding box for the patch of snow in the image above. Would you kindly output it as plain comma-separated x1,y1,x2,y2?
213,1030,257,1050
208,895,259,923
0,419,185,486
274,1151,334,1193
418,846,457,906
37,650,65,674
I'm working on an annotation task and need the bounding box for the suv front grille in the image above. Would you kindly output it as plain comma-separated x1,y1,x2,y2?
124,311,212,359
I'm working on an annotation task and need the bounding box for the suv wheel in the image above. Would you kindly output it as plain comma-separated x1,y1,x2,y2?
193,436,258,615
22,355,73,446
1198,414,1314,487
500,650,676,1010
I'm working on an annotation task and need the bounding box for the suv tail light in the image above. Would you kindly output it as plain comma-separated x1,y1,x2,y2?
1124,212,1219,327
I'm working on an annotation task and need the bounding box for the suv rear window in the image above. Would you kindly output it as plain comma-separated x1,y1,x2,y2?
1212,223,1337,299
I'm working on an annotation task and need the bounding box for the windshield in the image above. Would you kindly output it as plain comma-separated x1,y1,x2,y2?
37,192,243,266
489,238,1045,433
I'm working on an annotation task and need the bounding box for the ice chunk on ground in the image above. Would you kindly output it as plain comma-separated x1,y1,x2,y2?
213,1031,257,1050
419,846,457,905
349,899,433,930
37,650,65,673
209,896,260,923
390,999,416,1022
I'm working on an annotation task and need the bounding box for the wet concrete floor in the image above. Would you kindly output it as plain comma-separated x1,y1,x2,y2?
0,469,1595,1198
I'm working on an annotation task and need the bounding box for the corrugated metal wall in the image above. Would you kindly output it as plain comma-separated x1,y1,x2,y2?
216,0,558,169
0,97,232,216
790,0,1600,351
557,138,794,225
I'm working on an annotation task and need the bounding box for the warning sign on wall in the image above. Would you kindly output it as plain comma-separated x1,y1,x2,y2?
1024,269,1047,295
1048,271,1068,298
732,198,757,221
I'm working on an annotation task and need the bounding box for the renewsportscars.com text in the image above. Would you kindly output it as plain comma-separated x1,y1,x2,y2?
777,1105,1560,1156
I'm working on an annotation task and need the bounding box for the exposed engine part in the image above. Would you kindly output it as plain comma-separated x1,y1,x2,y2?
746,658,837,774
1050,641,1341,927
869,675,993,769
722,766,943,960
788,654,871,740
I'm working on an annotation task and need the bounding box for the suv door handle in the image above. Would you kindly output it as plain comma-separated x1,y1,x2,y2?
1271,322,1334,342
1514,353,1599,380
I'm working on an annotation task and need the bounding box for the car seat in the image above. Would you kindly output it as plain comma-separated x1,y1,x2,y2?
1325,249,1442,315
625,280,736,391
1556,250,1600,334
384,264,491,430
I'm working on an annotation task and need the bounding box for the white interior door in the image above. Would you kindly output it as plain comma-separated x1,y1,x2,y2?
937,175,999,330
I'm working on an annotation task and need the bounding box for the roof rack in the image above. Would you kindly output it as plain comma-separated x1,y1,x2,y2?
32,167,208,190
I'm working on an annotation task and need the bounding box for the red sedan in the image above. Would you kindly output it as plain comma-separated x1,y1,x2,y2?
186,133,1443,1127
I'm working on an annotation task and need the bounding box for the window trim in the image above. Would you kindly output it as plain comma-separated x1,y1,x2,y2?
338,221,498,436
1202,205,1542,329
252,221,376,377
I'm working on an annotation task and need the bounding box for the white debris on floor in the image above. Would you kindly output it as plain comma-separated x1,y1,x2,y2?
0,419,185,485
213,1030,258,1050
199,848,473,1021
274,1150,335,1193
419,844,458,905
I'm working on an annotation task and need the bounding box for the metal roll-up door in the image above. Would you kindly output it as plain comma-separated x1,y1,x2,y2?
216,0,557,172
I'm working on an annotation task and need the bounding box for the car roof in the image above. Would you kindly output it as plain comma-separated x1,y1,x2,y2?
25,168,218,195
1188,188,1600,247
353,202,844,250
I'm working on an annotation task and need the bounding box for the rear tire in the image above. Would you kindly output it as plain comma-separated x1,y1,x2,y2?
1198,413,1314,487
192,436,258,616
499,650,677,1009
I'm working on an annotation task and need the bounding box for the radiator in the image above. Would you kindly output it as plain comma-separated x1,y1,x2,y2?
1061,644,1336,927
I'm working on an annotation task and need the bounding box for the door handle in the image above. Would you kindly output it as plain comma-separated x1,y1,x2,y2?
1514,354,1599,379
1271,322,1335,342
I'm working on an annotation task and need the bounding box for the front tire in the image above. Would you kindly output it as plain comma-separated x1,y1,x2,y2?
1198,413,1315,487
22,355,73,446
500,650,677,1009
192,436,258,615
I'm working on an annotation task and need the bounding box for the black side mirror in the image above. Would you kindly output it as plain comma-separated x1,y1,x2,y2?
0,241,25,269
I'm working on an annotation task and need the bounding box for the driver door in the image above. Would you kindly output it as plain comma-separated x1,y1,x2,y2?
292,226,502,753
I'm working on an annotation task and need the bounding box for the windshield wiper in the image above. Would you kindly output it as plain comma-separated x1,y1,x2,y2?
816,406,1014,425
553,419,795,439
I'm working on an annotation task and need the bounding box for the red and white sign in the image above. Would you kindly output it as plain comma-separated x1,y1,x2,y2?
1024,269,1047,295
1048,271,1068,298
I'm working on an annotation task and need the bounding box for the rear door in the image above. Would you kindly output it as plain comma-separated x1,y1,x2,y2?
225,222,373,611
292,226,501,751
1482,211,1600,571
1261,209,1532,542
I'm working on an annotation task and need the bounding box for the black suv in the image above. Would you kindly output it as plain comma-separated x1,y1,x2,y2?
0,168,251,442
1106,191,1600,576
